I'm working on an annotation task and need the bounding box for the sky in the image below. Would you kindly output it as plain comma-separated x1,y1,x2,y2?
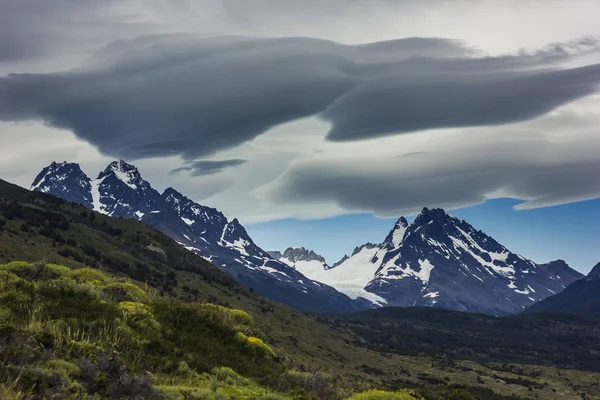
0,0,599,273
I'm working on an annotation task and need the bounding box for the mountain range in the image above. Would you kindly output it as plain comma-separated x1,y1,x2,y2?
32,160,583,315
270,209,583,315
31,160,364,313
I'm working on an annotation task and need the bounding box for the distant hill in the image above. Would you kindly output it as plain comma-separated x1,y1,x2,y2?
523,262,600,317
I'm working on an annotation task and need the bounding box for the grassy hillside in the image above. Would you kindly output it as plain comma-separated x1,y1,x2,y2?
0,260,427,399
2,178,600,399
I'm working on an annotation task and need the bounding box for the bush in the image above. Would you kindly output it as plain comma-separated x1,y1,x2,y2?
350,389,423,400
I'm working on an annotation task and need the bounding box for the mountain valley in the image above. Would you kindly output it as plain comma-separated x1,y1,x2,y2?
2,175,600,399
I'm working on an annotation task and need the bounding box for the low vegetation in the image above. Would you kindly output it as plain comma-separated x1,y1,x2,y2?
0,261,421,399
320,307,600,372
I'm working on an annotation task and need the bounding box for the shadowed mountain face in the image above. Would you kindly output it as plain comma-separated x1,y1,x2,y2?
30,160,364,314
524,262,600,317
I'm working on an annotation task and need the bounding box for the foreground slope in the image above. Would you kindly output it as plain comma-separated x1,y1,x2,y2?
30,161,362,313
523,262,600,317
2,178,600,399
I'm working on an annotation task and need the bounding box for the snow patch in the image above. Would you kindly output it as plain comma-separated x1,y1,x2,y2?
90,177,108,215
181,217,194,226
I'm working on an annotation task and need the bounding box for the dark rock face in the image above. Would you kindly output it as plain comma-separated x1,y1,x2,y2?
31,161,363,314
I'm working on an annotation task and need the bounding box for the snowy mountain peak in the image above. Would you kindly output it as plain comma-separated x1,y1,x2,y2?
220,218,254,248
89,160,161,218
98,160,148,191
30,161,92,207
380,216,409,250
162,187,227,226
363,208,583,314
396,216,409,228
162,187,185,203
413,207,451,226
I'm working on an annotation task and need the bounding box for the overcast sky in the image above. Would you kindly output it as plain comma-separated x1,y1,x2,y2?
1,0,599,271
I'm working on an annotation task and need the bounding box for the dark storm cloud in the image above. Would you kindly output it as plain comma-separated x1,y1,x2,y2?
170,159,247,176
0,34,599,161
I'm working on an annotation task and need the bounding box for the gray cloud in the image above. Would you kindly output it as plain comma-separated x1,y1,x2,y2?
256,129,600,216
170,159,247,176
0,0,157,68
0,34,599,163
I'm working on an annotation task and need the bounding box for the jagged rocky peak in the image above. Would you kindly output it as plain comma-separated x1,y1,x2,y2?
281,247,327,265
405,207,507,254
162,187,226,221
98,160,150,190
32,161,89,189
162,187,194,216
410,207,456,232
31,161,92,207
92,160,161,218
381,216,410,250
222,218,250,241
29,160,364,314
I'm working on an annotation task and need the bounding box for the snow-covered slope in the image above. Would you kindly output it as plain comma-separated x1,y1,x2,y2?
31,161,365,314
270,245,387,306
275,209,582,315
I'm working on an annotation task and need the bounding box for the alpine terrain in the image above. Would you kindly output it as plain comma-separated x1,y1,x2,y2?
273,209,583,315
30,161,363,313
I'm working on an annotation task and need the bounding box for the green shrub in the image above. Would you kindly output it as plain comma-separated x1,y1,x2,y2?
103,281,149,303
349,389,423,400
70,267,108,285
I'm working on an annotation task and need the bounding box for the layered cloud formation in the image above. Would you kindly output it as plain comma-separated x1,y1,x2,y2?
256,125,600,216
1,0,600,225
1,35,599,162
